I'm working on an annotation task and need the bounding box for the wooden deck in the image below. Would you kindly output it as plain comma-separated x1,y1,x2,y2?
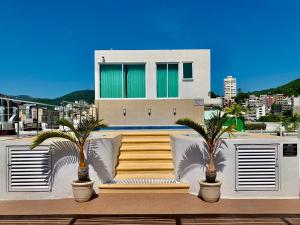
1,194,300,224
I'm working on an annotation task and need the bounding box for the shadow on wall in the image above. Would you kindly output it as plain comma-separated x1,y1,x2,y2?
50,140,110,184
178,140,227,179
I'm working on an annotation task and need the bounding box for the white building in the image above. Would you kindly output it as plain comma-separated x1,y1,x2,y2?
256,105,266,120
94,49,211,125
224,75,237,100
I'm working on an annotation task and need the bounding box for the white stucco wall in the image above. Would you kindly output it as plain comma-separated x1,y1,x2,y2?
171,134,300,199
94,49,211,102
0,134,121,200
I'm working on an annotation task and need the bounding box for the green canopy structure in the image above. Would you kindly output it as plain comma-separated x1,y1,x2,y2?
224,116,245,132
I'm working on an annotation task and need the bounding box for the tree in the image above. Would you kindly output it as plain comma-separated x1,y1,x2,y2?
225,103,247,129
235,92,249,104
210,91,219,98
282,114,300,132
176,112,235,183
30,118,107,181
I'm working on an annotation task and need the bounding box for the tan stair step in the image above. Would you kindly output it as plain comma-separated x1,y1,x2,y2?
122,132,170,137
120,145,171,151
99,183,189,193
122,138,170,143
117,162,173,169
119,153,172,161
115,173,175,179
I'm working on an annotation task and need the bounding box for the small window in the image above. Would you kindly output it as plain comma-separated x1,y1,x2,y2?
183,63,193,79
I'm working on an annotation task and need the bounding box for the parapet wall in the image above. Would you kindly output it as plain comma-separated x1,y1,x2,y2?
95,99,204,126
171,134,300,199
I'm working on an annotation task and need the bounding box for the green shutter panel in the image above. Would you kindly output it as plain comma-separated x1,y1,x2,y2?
126,65,146,98
157,64,167,97
168,64,178,97
100,64,123,98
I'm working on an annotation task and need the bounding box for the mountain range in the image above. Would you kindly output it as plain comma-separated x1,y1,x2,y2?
4,78,300,105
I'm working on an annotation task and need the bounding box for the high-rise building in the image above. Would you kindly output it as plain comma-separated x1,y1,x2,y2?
224,75,237,100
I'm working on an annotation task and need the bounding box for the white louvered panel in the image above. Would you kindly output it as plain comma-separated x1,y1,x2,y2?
7,145,52,192
235,144,279,191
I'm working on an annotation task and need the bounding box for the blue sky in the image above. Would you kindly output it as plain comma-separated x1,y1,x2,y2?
0,0,300,98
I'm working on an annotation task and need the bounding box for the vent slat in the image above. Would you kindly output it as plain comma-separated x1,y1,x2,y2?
8,146,52,192
236,144,278,191
12,158,49,161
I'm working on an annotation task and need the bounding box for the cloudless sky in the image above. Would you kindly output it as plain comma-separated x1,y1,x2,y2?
0,0,300,98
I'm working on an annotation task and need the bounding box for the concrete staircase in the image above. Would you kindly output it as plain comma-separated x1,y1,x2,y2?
99,132,189,193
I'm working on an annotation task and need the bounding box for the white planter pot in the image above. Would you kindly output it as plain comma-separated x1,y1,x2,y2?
71,180,94,202
199,180,222,203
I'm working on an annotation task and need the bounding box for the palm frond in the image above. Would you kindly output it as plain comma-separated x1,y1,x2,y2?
57,118,79,138
176,118,209,142
76,118,107,144
30,131,77,150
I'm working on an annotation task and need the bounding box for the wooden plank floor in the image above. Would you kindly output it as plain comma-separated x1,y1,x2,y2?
0,216,300,225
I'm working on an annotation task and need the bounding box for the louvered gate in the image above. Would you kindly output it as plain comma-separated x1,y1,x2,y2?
235,144,279,191
7,145,52,192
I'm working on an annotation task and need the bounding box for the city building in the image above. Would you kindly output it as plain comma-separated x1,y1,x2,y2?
274,94,285,105
224,75,237,100
256,105,266,120
94,49,211,125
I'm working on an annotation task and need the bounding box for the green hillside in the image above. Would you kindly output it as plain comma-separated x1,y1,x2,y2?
251,78,300,96
13,90,95,106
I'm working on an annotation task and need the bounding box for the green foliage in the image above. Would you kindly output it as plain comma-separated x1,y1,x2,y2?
210,91,219,98
225,103,247,117
31,118,106,150
281,114,300,131
257,114,282,122
235,92,250,104
13,90,95,106
251,78,300,96
245,123,266,130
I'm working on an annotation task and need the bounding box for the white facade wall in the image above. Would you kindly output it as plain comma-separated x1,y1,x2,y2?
94,50,211,102
293,97,300,107
256,105,266,120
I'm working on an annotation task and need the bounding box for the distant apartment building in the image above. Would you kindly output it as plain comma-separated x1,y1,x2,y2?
259,95,274,108
247,95,259,108
274,94,285,105
293,96,300,115
94,49,211,125
224,75,237,99
256,105,266,120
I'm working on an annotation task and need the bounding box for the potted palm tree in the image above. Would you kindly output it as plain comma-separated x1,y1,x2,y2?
30,117,107,202
176,112,235,202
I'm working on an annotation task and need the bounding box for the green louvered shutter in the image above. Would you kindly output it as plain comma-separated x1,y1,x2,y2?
167,64,178,97
126,65,146,98
100,64,123,98
157,64,167,98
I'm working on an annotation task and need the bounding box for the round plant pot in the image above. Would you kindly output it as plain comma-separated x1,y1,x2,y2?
71,180,94,202
199,180,222,203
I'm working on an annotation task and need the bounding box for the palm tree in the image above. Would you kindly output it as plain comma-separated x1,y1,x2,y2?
225,103,246,130
30,118,107,182
176,112,235,183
